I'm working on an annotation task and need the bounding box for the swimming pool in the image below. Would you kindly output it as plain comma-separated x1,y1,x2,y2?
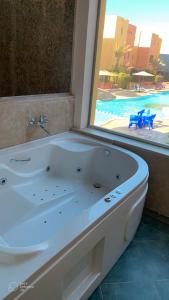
95,91,169,125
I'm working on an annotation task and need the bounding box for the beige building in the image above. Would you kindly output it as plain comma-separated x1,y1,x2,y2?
100,15,129,70
100,15,162,72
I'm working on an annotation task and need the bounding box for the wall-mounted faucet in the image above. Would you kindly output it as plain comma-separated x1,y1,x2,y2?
28,114,50,136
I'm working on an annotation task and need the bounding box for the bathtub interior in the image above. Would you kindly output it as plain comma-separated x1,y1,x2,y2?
0,138,138,249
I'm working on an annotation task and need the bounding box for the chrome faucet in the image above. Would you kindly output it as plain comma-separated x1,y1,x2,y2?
38,115,48,127
28,115,48,127
28,117,37,127
28,114,50,136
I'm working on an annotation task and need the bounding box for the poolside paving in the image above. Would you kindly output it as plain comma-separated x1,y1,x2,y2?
88,214,169,300
99,118,169,146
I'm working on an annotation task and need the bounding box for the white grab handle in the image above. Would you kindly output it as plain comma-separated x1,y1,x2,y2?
0,241,48,256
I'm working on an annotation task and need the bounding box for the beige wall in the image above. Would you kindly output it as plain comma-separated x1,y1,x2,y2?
100,39,115,70
100,16,129,71
114,16,129,68
0,94,74,149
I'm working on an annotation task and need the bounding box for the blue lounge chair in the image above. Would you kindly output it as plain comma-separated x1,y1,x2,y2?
128,115,142,128
137,109,145,116
142,114,156,130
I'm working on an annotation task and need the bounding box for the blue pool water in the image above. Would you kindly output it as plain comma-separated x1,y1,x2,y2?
95,91,169,125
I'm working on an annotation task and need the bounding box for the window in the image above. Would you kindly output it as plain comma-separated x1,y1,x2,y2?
90,0,169,148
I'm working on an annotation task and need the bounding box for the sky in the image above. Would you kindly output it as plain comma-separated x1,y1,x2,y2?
105,0,169,54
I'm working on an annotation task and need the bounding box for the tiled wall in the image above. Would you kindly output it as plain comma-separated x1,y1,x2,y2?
0,0,75,96
0,94,74,149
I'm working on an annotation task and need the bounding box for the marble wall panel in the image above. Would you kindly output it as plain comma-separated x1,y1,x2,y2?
0,0,75,96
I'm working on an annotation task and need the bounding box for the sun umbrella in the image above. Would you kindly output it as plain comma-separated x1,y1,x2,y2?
99,70,119,77
133,71,154,77
132,71,155,90
99,70,111,76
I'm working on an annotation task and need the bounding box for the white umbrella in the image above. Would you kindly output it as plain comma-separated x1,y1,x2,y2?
132,71,155,90
99,70,111,76
133,71,154,77
99,70,119,77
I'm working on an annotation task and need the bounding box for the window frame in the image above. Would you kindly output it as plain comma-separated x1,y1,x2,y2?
87,1,169,151
71,0,169,151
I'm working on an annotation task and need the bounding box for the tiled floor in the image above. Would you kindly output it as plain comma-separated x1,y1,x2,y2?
89,214,169,300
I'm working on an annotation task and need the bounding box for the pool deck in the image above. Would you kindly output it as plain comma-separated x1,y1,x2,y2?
96,86,169,146
99,118,169,146
97,85,169,100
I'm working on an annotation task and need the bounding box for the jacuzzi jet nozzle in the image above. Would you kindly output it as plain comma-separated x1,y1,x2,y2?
93,183,102,189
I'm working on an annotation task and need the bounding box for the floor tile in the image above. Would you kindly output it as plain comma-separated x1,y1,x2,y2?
155,280,169,300
135,218,169,241
101,281,160,300
88,287,103,300
135,240,169,280
102,240,153,283
142,215,169,236
89,215,169,299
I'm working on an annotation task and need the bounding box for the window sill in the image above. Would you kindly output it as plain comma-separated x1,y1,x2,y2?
73,127,169,157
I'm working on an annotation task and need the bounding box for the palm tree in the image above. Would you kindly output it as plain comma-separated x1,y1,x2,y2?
114,45,132,71
149,56,165,74
114,47,124,71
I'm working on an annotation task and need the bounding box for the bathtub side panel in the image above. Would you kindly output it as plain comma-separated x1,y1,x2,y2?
9,183,147,300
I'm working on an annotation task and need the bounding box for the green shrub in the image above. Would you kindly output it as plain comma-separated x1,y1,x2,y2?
117,72,132,89
154,75,163,84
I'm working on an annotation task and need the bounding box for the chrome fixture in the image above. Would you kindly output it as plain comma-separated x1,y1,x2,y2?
39,125,50,136
38,115,48,127
28,114,48,127
28,117,37,127
10,158,31,163
28,114,50,136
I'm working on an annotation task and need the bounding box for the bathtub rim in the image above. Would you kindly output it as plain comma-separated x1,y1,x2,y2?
0,131,148,182
0,132,149,203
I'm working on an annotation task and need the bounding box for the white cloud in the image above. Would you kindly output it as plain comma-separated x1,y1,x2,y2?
103,15,117,38
134,29,152,47
134,21,168,54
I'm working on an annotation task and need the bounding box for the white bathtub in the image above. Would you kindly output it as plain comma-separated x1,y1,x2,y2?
0,132,148,300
